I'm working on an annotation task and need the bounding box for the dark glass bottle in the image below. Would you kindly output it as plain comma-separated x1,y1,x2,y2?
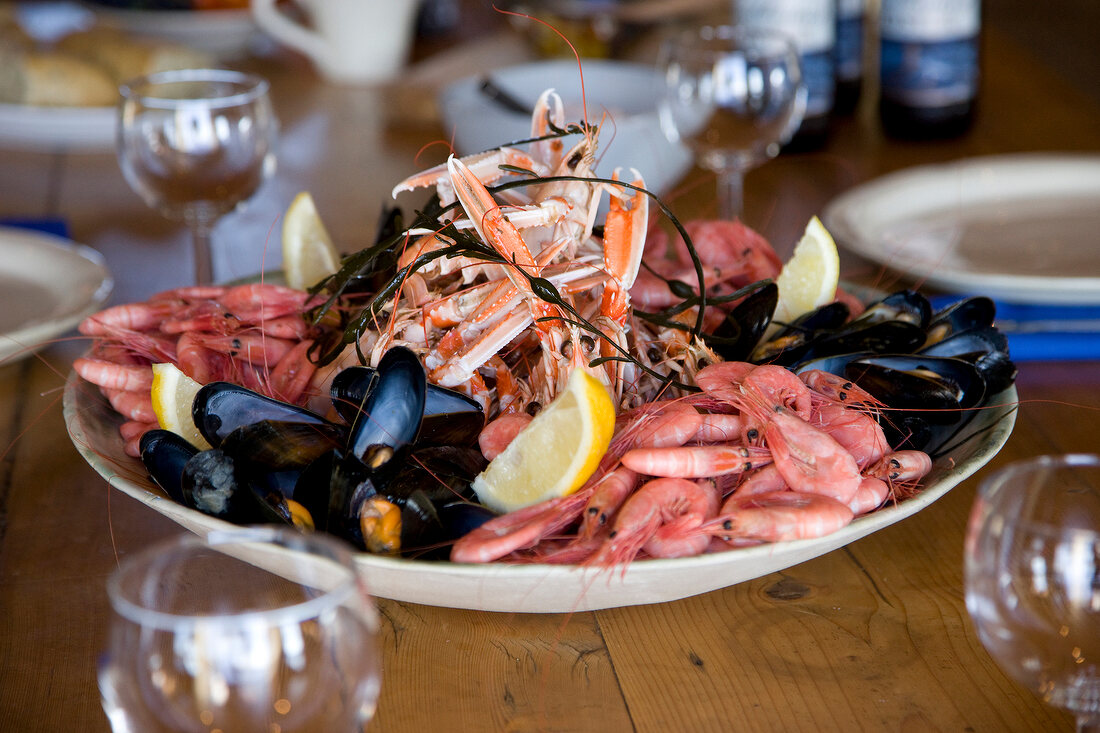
734,0,837,150
879,0,980,139
833,0,864,115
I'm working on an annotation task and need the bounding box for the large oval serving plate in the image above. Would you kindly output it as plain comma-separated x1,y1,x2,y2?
823,153,1100,305
65,372,1015,613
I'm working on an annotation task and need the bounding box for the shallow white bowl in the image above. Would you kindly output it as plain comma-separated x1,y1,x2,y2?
439,59,693,199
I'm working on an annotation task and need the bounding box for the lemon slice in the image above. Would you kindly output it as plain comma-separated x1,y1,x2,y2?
282,191,341,291
471,370,615,514
771,215,840,326
150,362,212,450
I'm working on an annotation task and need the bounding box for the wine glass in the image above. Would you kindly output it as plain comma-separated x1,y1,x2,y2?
965,454,1100,731
657,25,806,220
118,69,277,285
98,527,382,732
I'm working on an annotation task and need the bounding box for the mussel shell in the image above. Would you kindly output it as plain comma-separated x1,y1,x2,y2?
706,281,777,362
180,449,293,525
219,419,344,472
925,296,996,345
804,319,927,360
345,347,426,473
792,350,875,376
845,355,986,421
139,429,198,504
193,382,334,447
751,300,850,365
382,445,486,503
331,365,483,446
853,290,932,329
918,326,1008,360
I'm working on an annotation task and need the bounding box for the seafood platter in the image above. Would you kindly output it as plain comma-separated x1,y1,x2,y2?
65,89,1018,612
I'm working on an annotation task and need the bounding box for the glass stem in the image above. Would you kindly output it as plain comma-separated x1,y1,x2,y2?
190,222,214,286
716,167,745,221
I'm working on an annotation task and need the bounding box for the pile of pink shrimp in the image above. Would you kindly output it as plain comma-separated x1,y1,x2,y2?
74,283,330,457
451,361,932,566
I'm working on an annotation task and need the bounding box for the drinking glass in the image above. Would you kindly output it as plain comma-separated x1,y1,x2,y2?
118,69,277,285
99,527,382,733
657,25,806,220
965,454,1100,731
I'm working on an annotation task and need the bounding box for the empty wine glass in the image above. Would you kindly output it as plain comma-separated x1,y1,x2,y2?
965,454,1100,731
99,527,382,733
657,25,806,220
118,69,277,285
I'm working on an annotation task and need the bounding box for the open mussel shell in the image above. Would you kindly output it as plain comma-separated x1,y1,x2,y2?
139,429,198,504
751,300,851,365
853,290,932,328
193,381,335,447
924,296,996,346
382,445,486,504
332,365,484,447
845,354,986,419
705,282,778,363
801,318,927,361
918,325,1017,394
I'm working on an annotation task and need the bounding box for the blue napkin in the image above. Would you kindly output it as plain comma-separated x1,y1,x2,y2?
0,217,70,240
929,295,1100,361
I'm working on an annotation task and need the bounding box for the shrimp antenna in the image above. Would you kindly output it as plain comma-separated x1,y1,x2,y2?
492,4,589,130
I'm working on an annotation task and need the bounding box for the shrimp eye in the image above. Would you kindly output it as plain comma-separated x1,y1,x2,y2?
580,334,596,353
890,458,901,468
567,150,583,168
526,401,542,416
608,530,618,539
598,513,608,525
587,507,598,516
838,391,848,401
746,428,758,441
722,520,733,531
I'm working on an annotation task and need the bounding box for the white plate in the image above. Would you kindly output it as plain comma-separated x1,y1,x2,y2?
89,6,260,59
439,59,693,199
823,154,1100,305
0,227,113,364
0,102,116,153
64,370,1015,613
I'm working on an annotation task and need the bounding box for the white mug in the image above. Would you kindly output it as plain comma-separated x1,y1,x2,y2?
252,0,422,85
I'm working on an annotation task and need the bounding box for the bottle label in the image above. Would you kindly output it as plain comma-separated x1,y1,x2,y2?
736,0,836,117
880,38,978,107
880,0,979,43
835,7,863,82
735,0,835,54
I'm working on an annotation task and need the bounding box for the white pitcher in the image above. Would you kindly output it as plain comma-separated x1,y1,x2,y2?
252,0,422,85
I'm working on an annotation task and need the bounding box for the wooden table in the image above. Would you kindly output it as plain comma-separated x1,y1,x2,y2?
2,6,1099,731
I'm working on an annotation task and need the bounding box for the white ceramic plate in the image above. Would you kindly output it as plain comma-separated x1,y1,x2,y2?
439,59,694,199
0,227,113,364
88,6,260,59
64,371,1015,613
0,102,116,153
823,154,1100,305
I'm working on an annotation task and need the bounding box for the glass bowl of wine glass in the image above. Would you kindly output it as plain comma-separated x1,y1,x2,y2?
965,454,1100,731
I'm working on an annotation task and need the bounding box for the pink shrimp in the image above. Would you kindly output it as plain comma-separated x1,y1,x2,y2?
218,283,321,323
865,450,933,500
101,388,155,424
478,413,533,461
620,443,772,478
450,489,592,564
612,399,703,452
175,331,232,385
729,463,789,498
188,332,297,367
811,401,890,471
691,412,743,443
578,466,639,539
588,477,719,568
740,364,813,421
799,369,884,411
73,358,153,392
763,407,862,504
78,301,176,335
693,361,755,404
709,490,855,544
148,285,228,302
267,339,317,405
849,476,890,515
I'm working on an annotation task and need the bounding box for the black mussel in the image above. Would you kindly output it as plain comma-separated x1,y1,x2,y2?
139,429,198,504
751,301,850,365
924,296,996,346
193,382,334,447
705,282,777,362
970,350,1018,396
845,355,987,422
918,326,1017,394
219,419,344,472
345,347,426,474
792,350,875,376
851,290,932,329
437,501,497,540
331,365,484,446
181,449,295,526
383,445,486,504
802,319,927,360
326,449,383,545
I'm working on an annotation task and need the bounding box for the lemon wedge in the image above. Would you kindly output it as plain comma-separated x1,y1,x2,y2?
471,370,615,514
771,215,840,327
150,362,212,450
282,191,341,291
